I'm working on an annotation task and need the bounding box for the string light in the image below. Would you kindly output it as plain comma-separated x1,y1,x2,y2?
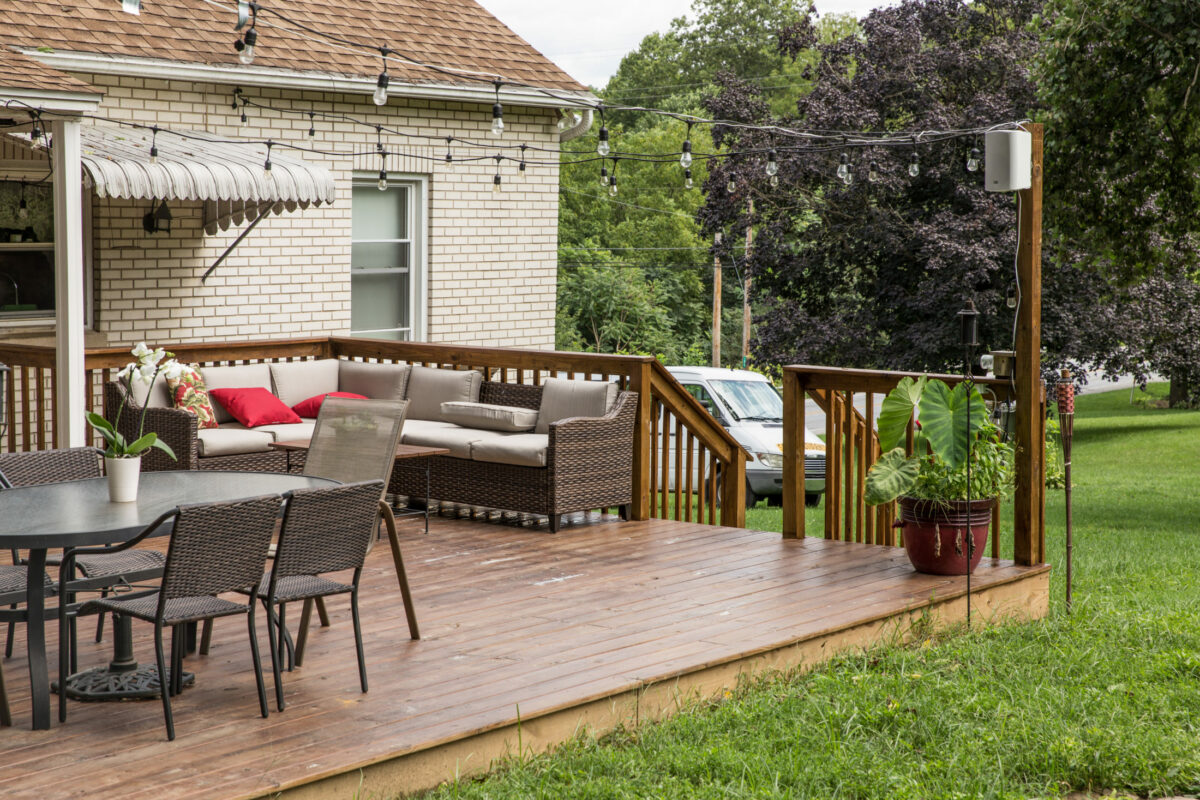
599,162,608,188
908,150,920,178
444,136,453,168
836,152,849,182
765,148,778,178
149,125,159,164
966,141,981,172
684,168,693,190
597,107,610,157
373,47,390,106
726,175,737,194
868,160,879,183
307,110,316,138
378,150,388,191
240,98,248,126
235,4,258,65
17,182,27,220
842,159,854,186
493,153,503,193
519,143,527,173
491,81,504,136
263,140,273,180
680,122,693,169
122,0,141,14
609,158,618,196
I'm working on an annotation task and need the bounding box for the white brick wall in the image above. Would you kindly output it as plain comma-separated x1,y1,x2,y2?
80,74,560,349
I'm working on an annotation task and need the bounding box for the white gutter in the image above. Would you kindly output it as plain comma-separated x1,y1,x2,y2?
0,87,101,115
559,107,593,142
24,50,598,111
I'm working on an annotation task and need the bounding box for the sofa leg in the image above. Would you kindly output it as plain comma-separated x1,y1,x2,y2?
548,514,561,533
619,503,631,521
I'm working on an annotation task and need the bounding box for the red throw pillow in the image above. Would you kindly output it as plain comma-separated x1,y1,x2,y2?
208,387,302,428
291,391,368,418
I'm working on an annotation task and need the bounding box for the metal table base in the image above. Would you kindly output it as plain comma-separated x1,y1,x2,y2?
55,614,194,701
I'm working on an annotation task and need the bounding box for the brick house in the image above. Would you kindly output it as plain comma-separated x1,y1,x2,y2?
0,1,593,445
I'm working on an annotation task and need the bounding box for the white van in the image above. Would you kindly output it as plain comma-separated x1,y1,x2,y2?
665,366,826,508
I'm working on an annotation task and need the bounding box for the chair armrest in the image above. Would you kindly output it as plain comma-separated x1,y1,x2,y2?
547,391,637,473
58,509,178,591
104,381,198,470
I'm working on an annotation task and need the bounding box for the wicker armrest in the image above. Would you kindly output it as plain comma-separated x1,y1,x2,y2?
547,391,637,473
103,381,199,471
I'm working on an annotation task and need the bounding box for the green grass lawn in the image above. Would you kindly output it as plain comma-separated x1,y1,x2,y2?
425,386,1200,799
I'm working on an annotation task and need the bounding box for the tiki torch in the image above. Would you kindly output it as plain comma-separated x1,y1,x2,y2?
957,299,979,627
1057,369,1075,611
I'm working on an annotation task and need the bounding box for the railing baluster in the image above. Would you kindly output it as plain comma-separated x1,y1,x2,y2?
696,444,706,524
843,391,854,542
685,430,694,523
650,399,660,518
35,366,47,450
673,415,682,521
824,390,837,539
660,409,671,519
707,450,717,524
864,392,875,544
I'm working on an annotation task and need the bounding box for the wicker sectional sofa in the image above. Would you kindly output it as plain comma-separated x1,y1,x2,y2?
106,359,636,531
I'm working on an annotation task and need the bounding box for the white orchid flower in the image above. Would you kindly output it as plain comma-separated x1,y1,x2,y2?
161,359,185,381
147,347,166,366
116,362,137,381
130,342,151,361
136,362,157,385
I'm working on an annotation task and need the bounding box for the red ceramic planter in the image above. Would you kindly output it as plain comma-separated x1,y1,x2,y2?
897,497,993,575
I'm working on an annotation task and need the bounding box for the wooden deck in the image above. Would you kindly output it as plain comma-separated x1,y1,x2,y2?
0,512,1049,800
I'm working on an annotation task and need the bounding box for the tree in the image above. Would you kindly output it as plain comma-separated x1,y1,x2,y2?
702,0,1047,374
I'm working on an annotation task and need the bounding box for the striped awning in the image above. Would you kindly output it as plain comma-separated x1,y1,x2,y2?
74,125,336,233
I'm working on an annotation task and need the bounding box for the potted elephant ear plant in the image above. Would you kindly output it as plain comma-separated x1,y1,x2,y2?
864,376,1013,575
86,342,180,502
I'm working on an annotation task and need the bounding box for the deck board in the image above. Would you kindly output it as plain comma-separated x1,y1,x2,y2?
0,512,1048,799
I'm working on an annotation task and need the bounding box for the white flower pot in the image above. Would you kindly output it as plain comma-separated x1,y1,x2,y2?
105,455,142,503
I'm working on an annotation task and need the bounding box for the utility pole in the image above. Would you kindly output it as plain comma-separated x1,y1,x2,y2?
742,199,754,367
712,231,722,368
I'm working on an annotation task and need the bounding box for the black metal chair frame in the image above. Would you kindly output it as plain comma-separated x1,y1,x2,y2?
58,495,282,740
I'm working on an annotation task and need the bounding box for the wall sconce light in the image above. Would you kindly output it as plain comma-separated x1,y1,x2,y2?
0,362,9,443
143,199,173,235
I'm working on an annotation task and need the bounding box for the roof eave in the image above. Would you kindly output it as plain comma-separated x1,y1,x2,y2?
0,86,102,114
24,50,597,110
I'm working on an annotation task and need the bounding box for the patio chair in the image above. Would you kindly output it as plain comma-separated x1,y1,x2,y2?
0,567,48,726
247,480,384,711
0,447,166,661
294,397,418,657
59,494,283,740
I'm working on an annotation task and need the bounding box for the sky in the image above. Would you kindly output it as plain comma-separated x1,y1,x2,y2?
477,0,892,88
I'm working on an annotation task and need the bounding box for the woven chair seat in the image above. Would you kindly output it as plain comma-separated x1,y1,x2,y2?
0,565,52,596
86,593,251,626
255,574,350,604
76,550,165,580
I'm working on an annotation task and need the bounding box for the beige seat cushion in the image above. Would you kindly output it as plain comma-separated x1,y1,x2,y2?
470,433,549,468
404,365,482,421
199,364,273,424
270,360,340,408
399,419,458,442
128,373,172,409
401,423,504,459
196,426,274,457
440,401,538,432
253,421,317,444
338,360,410,402
535,378,618,434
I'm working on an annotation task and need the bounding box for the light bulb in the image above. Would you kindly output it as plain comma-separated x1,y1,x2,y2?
519,161,526,172
373,72,389,106
769,174,779,188
493,174,502,193
726,177,737,194
1006,287,1018,309
608,178,618,197
908,152,920,178
868,161,879,183
680,139,692,169
239,28,257,65
966,147,981,172
766,149,778,177
122,0,141,13
599,166,608,188
684,169,693,190
491,102,504,136
17,199,27,219
378,170,388,191
240,110,248,126
149,145,158,165
836,153,848,181
445,152,453,167
308,113,316,138
597,126,610,157
842,163,853,186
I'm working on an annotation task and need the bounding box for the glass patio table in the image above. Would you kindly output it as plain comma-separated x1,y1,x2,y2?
0,470,335,731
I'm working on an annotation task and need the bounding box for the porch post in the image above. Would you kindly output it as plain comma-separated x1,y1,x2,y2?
52,117,86,447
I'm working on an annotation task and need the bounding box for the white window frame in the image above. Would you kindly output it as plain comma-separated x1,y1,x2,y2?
0,169,94,331
349,173,427,341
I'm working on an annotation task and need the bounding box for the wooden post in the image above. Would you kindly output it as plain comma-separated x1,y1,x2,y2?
742,200,753,366
629,360,653,520
1013,122,1045,566
782,369,803,538
712,232,722,368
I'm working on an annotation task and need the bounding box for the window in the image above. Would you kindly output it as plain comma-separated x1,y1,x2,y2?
683,384,721,418
0,180,55,323
350,176,424,340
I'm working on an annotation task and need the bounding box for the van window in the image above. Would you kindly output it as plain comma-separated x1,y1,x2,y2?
709,380,783,421
683,384,720,417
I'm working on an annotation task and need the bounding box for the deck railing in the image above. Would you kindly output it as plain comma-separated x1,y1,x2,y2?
781,365,1045,565
0,336,746,526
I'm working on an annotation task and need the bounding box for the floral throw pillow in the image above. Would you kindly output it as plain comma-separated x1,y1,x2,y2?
167,366,219,430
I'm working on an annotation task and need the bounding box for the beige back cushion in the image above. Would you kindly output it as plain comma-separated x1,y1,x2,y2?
129,373,172,408
404,365,482,420
440,401,539,432
269,359,341,409
338,360,410,402
198,363,273,424
535,378,618,434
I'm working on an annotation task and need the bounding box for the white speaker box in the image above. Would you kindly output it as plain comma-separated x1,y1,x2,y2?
984,129,1032,192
